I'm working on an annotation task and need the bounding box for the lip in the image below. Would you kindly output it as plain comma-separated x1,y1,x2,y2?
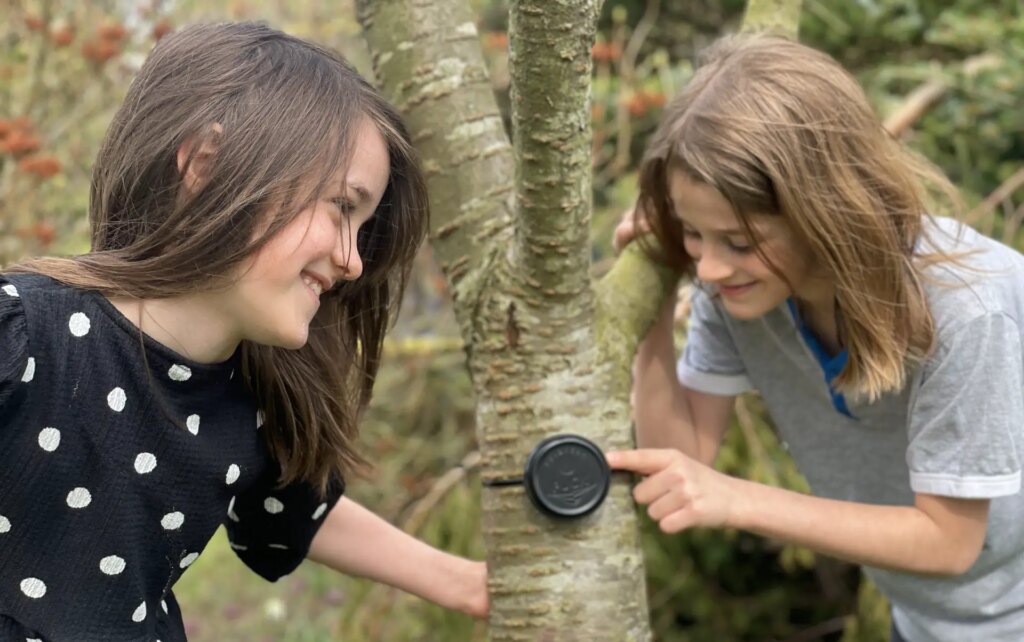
716,282,757,297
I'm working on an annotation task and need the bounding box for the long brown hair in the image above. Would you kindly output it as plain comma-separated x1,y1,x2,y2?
637,34,962,402
8,22,428,492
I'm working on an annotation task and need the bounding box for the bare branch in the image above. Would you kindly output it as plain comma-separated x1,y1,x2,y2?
883,54,1001,138
966,167,1024,226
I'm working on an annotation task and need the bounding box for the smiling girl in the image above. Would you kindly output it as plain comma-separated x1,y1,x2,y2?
0,22,486,641
610,34,1024,642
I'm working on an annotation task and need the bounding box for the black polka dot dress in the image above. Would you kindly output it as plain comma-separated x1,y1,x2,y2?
0,274,344,641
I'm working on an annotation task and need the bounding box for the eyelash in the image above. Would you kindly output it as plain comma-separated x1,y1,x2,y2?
682,230,753,254
330,197,357,215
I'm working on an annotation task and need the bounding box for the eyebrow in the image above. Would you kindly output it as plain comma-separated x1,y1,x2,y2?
348,183,373,204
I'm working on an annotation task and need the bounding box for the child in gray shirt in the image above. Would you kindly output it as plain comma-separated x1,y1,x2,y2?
609,33,1024,642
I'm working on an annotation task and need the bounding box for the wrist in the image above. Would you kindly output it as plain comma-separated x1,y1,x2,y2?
723,475,756,531
452,557,488,619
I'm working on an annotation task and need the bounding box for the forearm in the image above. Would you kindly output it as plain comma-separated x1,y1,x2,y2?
729,479,985,575
308,497,485,614
633,297,704,460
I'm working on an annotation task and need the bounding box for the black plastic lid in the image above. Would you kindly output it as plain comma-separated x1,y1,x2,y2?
524,434,610,519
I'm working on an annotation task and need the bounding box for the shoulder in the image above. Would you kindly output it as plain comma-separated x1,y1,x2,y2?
917,217,1024,338
0,274,32,407
3,271,83,306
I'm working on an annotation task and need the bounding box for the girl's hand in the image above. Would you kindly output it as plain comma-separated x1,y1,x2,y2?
462,560,489,620
605,449,740,533
611,206,650,254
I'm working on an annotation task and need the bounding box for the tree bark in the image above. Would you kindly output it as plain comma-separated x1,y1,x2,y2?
359,0,801,639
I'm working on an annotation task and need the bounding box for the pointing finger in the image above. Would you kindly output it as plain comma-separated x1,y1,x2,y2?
605,449,678,475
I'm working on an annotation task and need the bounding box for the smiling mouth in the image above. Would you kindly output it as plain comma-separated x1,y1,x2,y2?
301,274,324,297
717,282,757,295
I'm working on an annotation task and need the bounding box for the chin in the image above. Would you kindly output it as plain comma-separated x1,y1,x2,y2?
720,300,774,321
279,330,311,350
256,325,310,350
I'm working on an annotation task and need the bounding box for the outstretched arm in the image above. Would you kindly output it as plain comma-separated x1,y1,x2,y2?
607,448,989,576
632,294,735,465
307,496,488,618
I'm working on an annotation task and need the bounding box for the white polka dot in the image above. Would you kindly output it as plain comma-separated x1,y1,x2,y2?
66,487,92,508
179,552,199,568
161,511,184,530
161,599,168,613
186,414,200,435
20,577,46,598
2,284,18,297
21,357,35,382
134,453,157,474
225,464,240,485
27,638,42,642
131,601,147,622
100,555,126,575
168,364,191,381
256,409,265,429
227,496,239,522
107,387,126,412
264,497,284,514
312,503,327,520
268,543,288,550
229,369,234,380
229,540,248,551
0,515,10,533
37,427,60,452
68,312,91,337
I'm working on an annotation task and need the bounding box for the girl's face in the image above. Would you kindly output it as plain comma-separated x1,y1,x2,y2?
223,118,390,349
668,170,828,320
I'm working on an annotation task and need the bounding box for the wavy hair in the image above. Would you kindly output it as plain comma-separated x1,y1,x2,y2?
8,22,428,492
636,34,963,401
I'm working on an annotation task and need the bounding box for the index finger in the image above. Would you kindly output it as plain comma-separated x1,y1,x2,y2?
605,449,677,475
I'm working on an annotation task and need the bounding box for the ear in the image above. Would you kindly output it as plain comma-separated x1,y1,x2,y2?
176,123,223,193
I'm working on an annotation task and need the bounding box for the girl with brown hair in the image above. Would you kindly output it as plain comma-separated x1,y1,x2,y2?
610,34,1024,641
0,22,486,640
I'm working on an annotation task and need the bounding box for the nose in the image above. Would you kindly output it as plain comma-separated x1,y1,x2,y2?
694,244,733,284
332,225,364,281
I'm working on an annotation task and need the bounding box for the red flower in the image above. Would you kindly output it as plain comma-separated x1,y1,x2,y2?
18,155,62,178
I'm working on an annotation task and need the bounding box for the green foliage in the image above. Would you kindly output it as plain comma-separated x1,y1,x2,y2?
802,0,1024,207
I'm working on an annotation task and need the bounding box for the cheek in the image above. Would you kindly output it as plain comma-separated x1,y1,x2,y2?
683,237,701,259
746,244,804,289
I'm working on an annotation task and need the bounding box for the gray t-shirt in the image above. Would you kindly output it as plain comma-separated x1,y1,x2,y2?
677,217,1024,642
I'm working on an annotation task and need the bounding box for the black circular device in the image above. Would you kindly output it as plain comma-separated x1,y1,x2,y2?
523,434,611,519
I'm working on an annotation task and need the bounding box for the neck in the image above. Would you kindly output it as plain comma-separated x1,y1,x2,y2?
107,292,241,364
793,278,841,355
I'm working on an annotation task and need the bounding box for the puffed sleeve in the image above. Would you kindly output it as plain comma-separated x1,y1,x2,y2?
0,277,30,413
677,286,754,395
907,312,1023,498
225,458,346,581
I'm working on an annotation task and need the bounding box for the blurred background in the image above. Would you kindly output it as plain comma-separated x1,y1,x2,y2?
1,0,1021,639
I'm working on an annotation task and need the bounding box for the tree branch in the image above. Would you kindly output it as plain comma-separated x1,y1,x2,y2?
357,0,515,330
594,242,677,373
883,53,1001,138
510,0,600,300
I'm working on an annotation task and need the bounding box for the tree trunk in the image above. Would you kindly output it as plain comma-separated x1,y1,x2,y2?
358,0,800,639
742,0,803,38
